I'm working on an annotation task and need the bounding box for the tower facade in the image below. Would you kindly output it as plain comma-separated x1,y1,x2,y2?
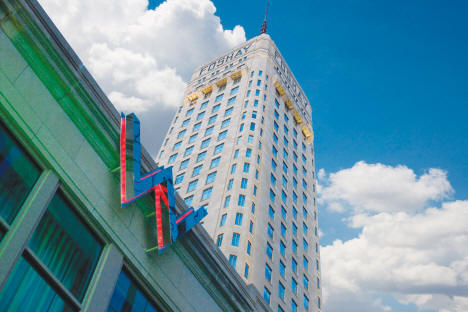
157,34,322,312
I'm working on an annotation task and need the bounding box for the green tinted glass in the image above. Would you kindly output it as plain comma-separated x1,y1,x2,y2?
0,123,40,225
0,257,75,311
28,192,102,302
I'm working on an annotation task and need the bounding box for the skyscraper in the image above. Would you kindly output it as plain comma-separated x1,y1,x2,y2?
157,33,322,312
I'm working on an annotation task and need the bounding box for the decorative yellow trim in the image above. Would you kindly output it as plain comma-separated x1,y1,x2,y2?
201,85,213,94
284,97,294,110
274,80,285,96
187,92,199,104
302,125,313,143
230,71,242,80
216,78,227,87
293,111,303,124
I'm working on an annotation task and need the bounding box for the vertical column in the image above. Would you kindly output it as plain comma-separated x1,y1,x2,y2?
0,170,59,289
82,244,123,312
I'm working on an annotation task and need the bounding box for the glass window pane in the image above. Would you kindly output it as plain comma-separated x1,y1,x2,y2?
0,123,40,225
0,256,75,311
107,270,159,312
28,192,103,301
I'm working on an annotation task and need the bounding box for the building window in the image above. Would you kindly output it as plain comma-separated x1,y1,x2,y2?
267,223,274,238
255,89,260,96
197,151,207,162
292,240,298,254
249,122,255,131
187,180,198,192
232,233,240,246
200,138,211,149
234,149,239,158
215,93,224,102
293,177,298,189
201,187,212,200
249,221,254,233
172,141,182,151
185,195,194,206
177,129,186,139
175,173,185,184
235,213,243,225
184,146,194,157
217,130,228,141
292,192,297,204
251,202,256,214
303,256,309,271
238,194,245,206
230,86,239,95
280,241,286,257
279,261,285,277
214,143,224,154
212,103,221,113
231,164,237,174
193,122,202,132
208,115,217,125
269,189,276,202
268,205,275,219
244,263,249,278
229,255,237,268
304,275,309,289
180,159,189,170
266,243,273,259
292,278,298,294
241,178,248,189
278,282,285,300
227,179,234,190
228,96,237,105
303,223,308,234
263,287,271,304
186,107,194,116
192,164,202,177
220,214,227,226
223,195,231,208
206,171,217,184
280,223,286,237
168,153,178,164
292,223,298,236
303,239,309,252
0,192,103,309
217,234,223,247
205,126,214,136
272,145,278,157
224,107,234,117
281,190,287,203
196,111,205,121
221,118,231,129
107,270,160,311
247,241,252,255
188,133,198,144
265,263,272,281
243,163,250,173
248,135,253,144
292,258,297,273
210,156,221,169
271,159,277,171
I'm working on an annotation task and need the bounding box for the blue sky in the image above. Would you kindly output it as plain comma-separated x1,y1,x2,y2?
40,0,468,310
210,0,468,246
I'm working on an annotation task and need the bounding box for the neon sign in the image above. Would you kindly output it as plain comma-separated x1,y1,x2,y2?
120,113,207,253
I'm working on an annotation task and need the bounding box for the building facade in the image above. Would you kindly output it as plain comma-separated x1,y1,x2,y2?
157,34,322,312
0,1,270,311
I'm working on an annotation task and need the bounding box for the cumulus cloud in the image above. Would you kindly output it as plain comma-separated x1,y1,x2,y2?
318,161,453,213
39,0,246,155
319,162,468,311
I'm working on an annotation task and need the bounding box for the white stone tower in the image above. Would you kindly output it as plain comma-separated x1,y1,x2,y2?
157,34,322,312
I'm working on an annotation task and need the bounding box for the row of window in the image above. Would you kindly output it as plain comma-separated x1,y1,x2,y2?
0,124,161,311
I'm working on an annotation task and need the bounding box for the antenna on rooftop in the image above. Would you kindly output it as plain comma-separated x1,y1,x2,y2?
260,0,270,34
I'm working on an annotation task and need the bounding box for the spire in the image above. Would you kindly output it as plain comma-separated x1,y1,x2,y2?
260,0,270,34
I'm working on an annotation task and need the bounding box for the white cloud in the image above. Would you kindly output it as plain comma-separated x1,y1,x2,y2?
38,0,246,155
319,161,453,213
319,162,468,311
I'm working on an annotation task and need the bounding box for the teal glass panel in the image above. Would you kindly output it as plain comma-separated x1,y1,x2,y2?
0,123,40,225
0,257,75,311
28,193,102,302
107,270,159,312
